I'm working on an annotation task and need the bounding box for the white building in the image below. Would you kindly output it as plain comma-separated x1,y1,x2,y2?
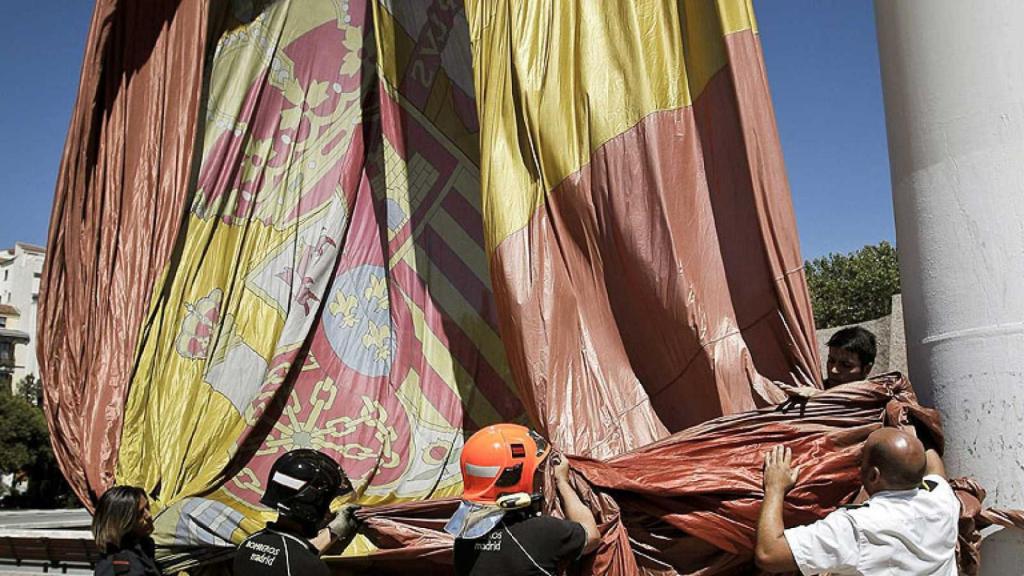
0,242,45,387
0,303,29,393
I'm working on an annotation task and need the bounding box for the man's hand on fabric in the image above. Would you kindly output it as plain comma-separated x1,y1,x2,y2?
763,445,800,496
552,451,571,485
777,383,821,401
328,504,363,541
312,505,362,555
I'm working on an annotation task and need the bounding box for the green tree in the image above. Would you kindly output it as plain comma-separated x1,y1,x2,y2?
0,391,49,477
0,385,77,508
805,241,901,329
17,374,43,407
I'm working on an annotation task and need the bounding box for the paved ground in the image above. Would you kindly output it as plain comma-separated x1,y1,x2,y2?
0,510,90,530
0,510,93,575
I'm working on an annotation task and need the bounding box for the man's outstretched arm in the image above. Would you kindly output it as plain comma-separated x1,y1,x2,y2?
755,446,800,573
552,452,601,554
925,448,946,478
312,504,361,554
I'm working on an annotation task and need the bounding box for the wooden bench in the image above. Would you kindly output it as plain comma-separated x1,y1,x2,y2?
0,530,97,573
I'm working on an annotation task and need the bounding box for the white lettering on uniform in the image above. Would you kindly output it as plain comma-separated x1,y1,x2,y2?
474,531,502,552
244,539,280,566
249,552,277,566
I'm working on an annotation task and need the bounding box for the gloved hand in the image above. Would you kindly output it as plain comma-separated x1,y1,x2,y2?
328,504,362,541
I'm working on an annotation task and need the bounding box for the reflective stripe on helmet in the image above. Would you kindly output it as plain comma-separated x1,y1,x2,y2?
465,463,501,478
271,471,308,490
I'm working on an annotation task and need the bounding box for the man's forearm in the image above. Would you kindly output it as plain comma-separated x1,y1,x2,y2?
755,489,796,572
757,490,786,548
311,528,333,553
556,477,600,553
311,527,358,555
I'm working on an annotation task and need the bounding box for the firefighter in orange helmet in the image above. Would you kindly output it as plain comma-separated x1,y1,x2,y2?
445,424,600,576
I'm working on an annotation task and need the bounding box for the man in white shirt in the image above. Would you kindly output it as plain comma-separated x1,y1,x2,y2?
754,428,960,575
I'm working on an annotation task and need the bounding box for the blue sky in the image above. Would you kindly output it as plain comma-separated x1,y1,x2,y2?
0,3,93,250
0,1,893,260
756,0,895,260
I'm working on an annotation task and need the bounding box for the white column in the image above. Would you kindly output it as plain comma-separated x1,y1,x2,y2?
875,1,1024,572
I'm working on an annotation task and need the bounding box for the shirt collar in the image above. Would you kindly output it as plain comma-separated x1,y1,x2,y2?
869,486,920,500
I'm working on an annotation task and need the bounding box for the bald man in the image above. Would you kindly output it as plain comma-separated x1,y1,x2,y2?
755,429,959,575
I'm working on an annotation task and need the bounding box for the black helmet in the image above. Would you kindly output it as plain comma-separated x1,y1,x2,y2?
261,449,352,537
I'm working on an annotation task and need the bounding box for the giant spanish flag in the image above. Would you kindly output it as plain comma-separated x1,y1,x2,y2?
470,0,818,457
40,1,830,573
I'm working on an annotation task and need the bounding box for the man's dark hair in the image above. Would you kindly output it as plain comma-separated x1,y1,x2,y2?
826,326,877,367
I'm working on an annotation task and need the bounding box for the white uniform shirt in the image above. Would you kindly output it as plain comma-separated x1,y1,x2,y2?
784,475,960,575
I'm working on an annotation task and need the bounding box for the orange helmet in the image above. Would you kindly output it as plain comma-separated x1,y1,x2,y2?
460,424,550,504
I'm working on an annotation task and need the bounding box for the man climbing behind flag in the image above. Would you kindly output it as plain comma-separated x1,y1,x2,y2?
446,424,600,575
779,326,878,400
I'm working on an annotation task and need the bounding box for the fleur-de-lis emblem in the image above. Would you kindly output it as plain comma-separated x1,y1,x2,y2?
329,291,359,328
363,274,388,311
362,320,391,362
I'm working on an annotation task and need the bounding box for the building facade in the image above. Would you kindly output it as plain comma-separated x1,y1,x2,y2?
0,242,45,388
0,303,30,393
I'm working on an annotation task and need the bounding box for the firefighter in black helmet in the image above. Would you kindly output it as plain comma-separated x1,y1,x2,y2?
234,449,362,576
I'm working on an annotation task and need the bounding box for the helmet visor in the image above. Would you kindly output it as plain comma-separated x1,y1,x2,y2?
444,501,506,540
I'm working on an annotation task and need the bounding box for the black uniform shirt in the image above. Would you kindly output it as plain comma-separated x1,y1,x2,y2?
454,513,587,576
233,528,329,576
94,537,160,576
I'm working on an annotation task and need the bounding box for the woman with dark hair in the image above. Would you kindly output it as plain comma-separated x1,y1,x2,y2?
91,486,160,575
